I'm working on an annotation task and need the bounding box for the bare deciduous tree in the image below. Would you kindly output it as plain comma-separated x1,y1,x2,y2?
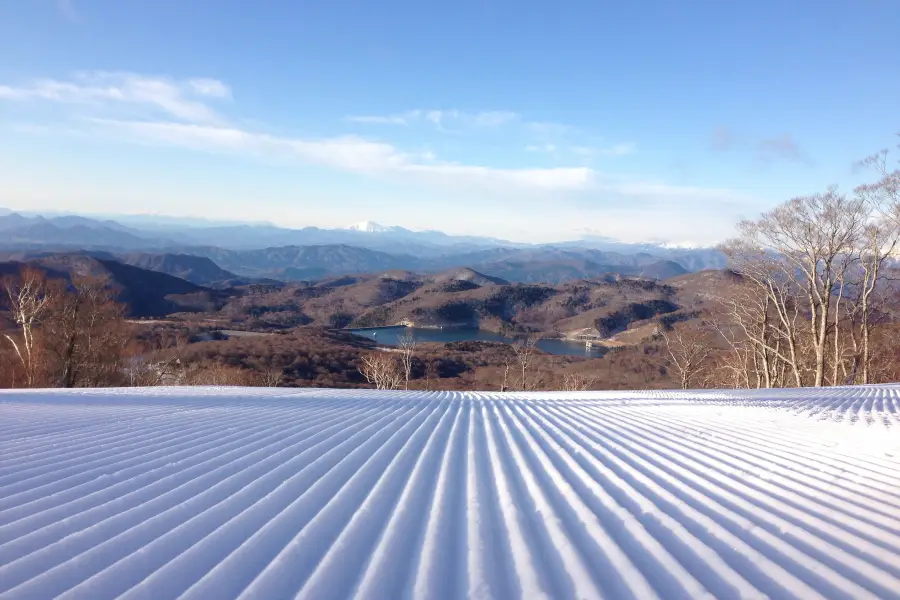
710,282,793,389
512,334,540,391
1,267,54,387
661,325,714,389
359,351,403,390
397,331,417,390
424,359,440,391
258,363,283,387
713,141,900,390
42,275,129,388
849,143,900,383
500,354,515,392
723,188,867,387
181,362,255,386
2,268,131,388
125,334,191,387
561,372,596,391
124,354,162,386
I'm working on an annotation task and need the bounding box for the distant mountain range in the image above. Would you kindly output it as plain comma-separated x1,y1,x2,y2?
0,209,727,284
133,244,686,283
118,253,239,286
0,245,741,346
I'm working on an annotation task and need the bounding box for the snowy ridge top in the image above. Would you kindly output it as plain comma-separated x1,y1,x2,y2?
346,220,398,233
1,387,899,599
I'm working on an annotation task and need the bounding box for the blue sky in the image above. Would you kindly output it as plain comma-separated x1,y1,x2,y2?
0,0,898,244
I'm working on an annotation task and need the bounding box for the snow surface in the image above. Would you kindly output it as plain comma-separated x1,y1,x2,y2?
1,386,900,600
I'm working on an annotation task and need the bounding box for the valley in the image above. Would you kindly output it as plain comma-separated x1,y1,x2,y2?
5,202,897,393
0,239,722,390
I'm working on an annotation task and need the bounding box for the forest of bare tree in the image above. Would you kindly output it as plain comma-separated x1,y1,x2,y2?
664,143,900,389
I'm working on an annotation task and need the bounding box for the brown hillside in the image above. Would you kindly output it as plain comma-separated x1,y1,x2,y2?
0,254,236,318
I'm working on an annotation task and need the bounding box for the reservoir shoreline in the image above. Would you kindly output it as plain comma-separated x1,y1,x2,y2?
342,325,606,358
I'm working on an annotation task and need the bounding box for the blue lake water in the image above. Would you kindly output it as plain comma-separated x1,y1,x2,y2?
347,326,606,358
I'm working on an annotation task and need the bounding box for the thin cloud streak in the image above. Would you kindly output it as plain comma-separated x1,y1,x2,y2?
596,143,637,156
0,72,228,124
527,143,636,156
92,119,717,197
346,115,410,125
188,78,231,98
102,118,733,202
347,109,518,129
93,119,595,190
525,144,558,153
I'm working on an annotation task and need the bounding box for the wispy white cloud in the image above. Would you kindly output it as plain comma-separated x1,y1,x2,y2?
1,72,735,202
599,180,733,200
97,119,718,199
188,78,231,98
597,142,637,156
346,114,411,125
470,111,518,127
0,72,228,124
525,144,558,153
527,142,635,157
347,109,518,130
412,164,592,190
526,121,576,137
92,119,594,191
526,123,636,157
347,110,637,159
424,109,453,126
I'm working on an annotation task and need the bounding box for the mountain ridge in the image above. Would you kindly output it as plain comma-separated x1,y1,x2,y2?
0,208,727,280
0,253,234,318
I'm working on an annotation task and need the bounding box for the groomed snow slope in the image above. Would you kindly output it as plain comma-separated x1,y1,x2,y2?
1,387,900,600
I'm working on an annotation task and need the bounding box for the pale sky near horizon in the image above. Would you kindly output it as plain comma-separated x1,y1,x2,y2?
0,1,898,244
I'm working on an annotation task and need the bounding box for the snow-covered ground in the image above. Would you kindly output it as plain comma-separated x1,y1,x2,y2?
1,386,899,599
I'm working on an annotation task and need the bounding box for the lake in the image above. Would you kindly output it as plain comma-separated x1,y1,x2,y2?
346,326,606,358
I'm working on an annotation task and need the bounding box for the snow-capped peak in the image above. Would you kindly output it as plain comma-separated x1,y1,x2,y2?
347,221,393,233
652,240,710,250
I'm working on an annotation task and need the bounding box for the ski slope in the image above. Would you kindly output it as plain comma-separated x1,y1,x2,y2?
1,386,899,600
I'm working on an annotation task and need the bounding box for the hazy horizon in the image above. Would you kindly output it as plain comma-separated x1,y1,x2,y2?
2,1,897,244
4,205,714,247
